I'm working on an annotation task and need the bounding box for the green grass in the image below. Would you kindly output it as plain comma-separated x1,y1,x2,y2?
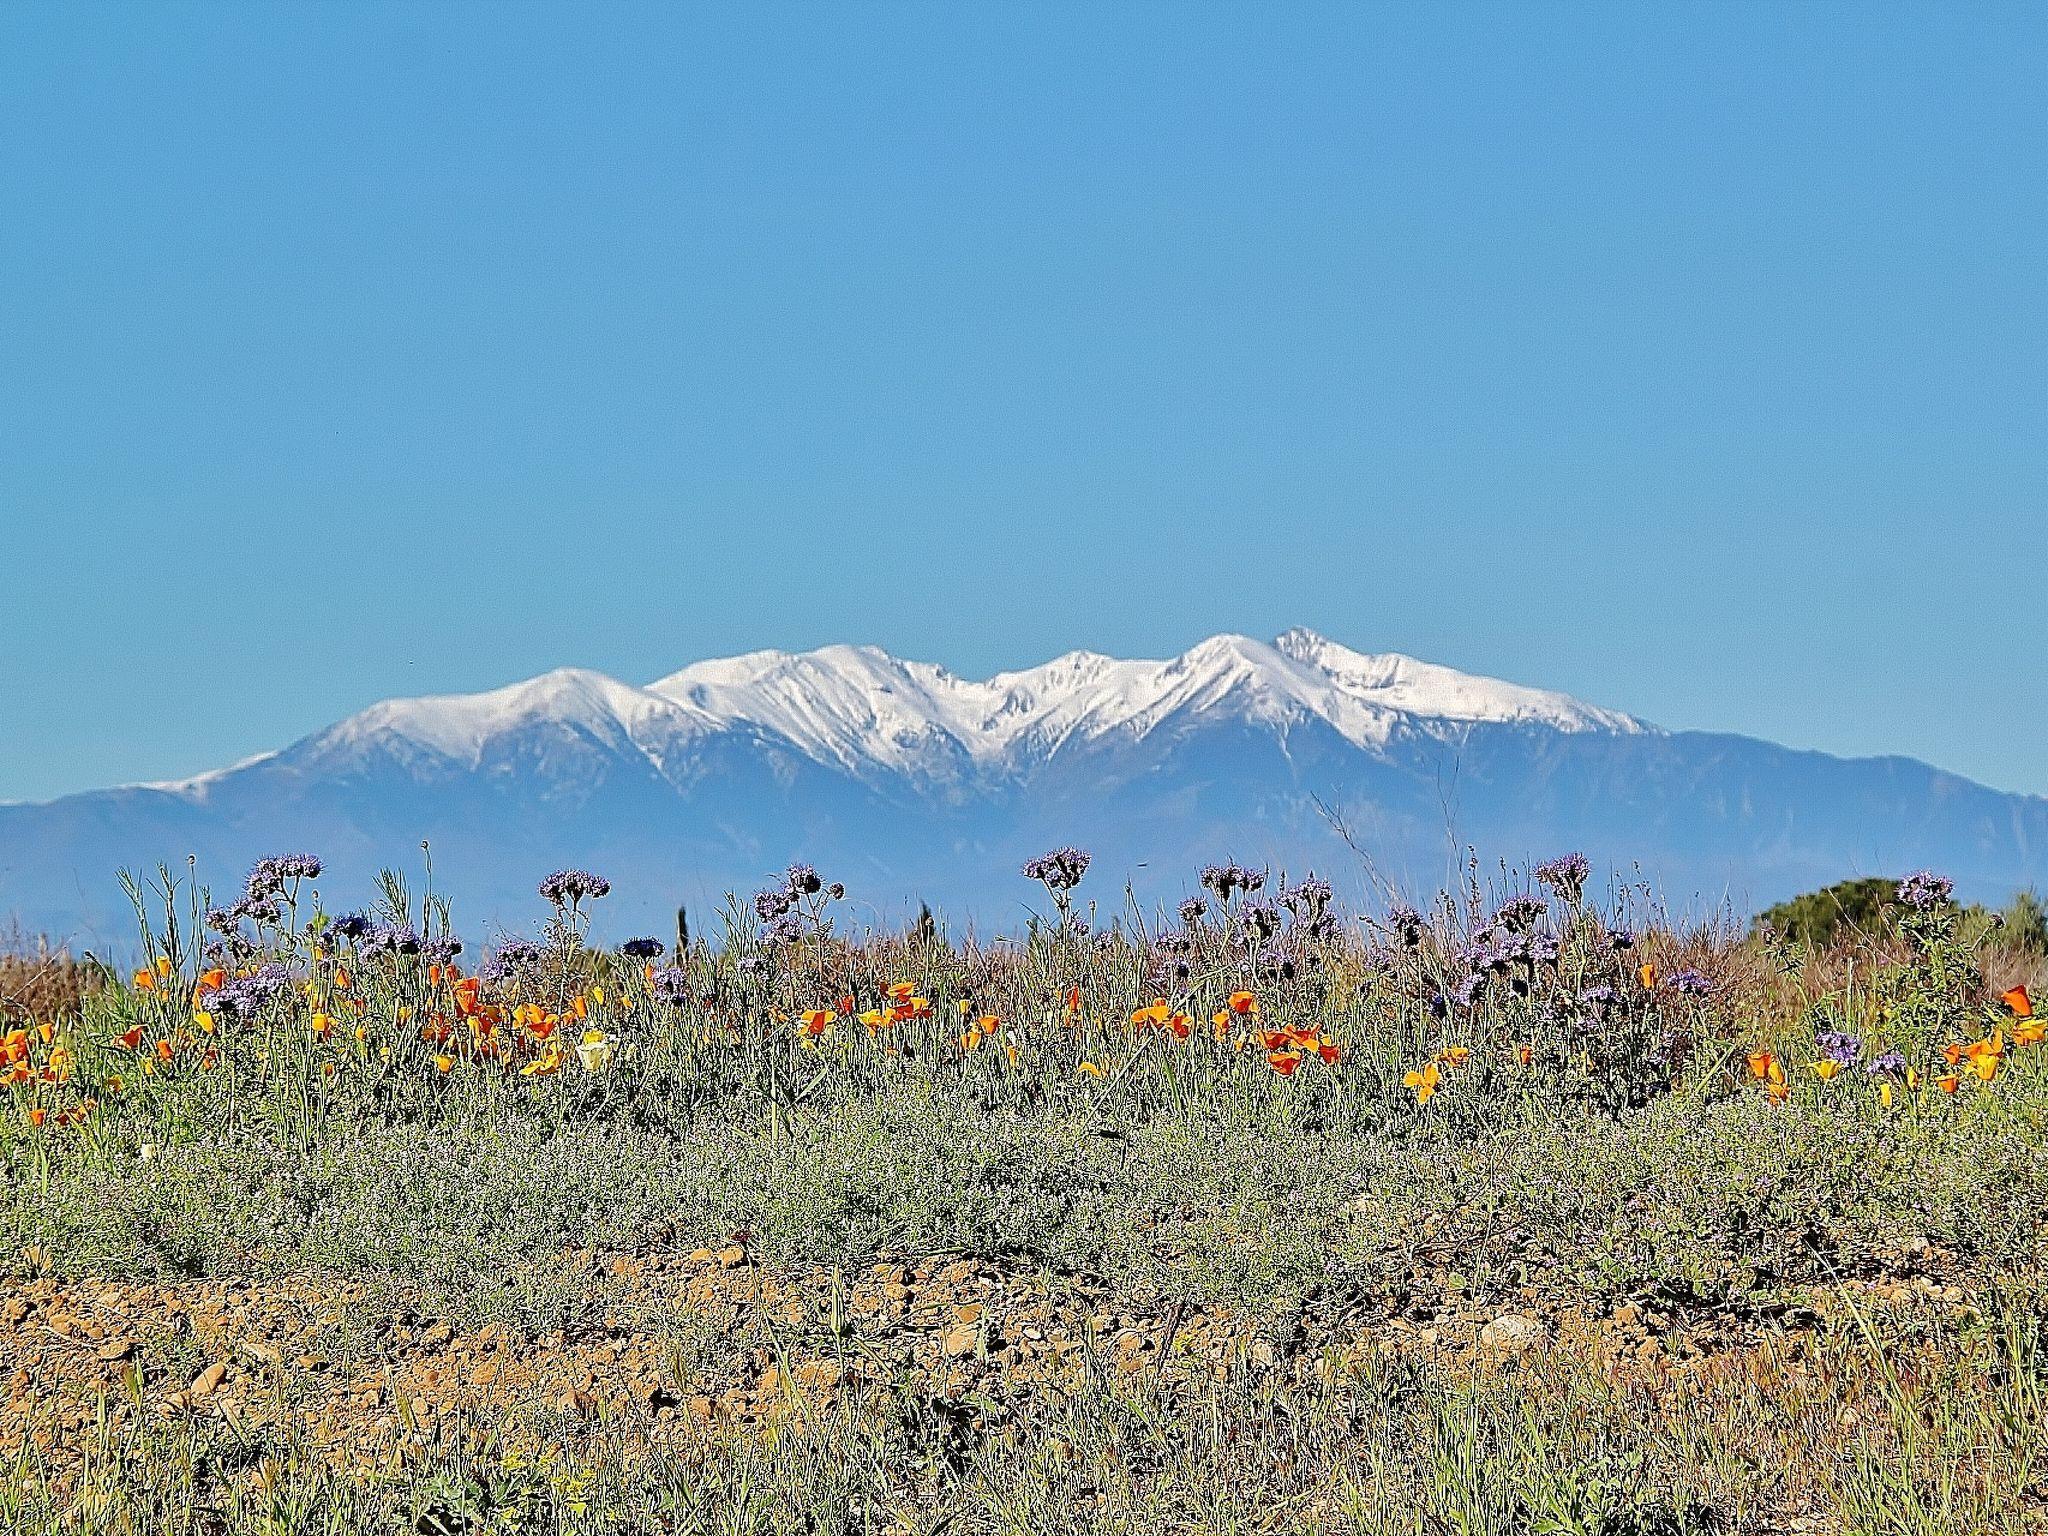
2,860,2044,1531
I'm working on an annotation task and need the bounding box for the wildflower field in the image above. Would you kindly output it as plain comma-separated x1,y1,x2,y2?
2,851,2045,1535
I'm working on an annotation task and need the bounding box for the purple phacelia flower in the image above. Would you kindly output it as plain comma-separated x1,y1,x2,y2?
1534,852,1591,900
247,853,323,897
620,937,665,961
1285,876,1333,921
1200,863,1264,900
538,869,610,906
754,887,795,922
1896,871,1953,912
1816,1030,1861,1065
420,937,463,967
784,862,823,897
1664,968,1713,997
1177,896,1208,926
1022,847,1092,894
1492,895,1548,933
1239,900,1282,944
362,924,422,958
1864,1051,1908,1079
326,912,374,942
482,939,541,982
650,966,692,1004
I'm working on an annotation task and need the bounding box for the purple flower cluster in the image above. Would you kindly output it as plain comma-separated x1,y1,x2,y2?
1200,863,1264,901
650,966,692,1005
419,936,463,967
754,862,845,928
1387,903,1426,947
361,924,423,958
247,854,323,896
1022,847,1092,894
620,937,665,961
483,939,542,982
538,869,610,907
207,963,295,1022
1864,1050,1908,1079
1492,895,1549,933
1177,896,1208,927
1283,876,1334,935
326,912,374,942
210,855,323,932
1533,852,1591,900
1663,968,1713,997
761,913,808,944
1816,1030,1861,1065
1895,871,1953,912
1238,900,1282,944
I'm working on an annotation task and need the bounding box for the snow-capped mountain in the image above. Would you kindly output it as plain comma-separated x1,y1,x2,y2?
4,629,2043,946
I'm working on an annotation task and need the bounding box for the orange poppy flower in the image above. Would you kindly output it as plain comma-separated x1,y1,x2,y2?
1317,1038,1340,1065
1167,1012,1194,1041
2002,985,2034,1020
195,968,226,995
27,1108,47,1128
1811,1059,1842,1080
799,1009,835,1037
1403,1062,1441,1103
155,1039,174,1062
1077,1060,1104,1078
132,970,155,992
1745,1050,1775,1080
837,994,856,1016
1130,1001,1171,1028
1638,963,1657,990
1763,1078,1790,1103
2016,1021,2045,1047
1437,1045,1470,1066
118,1026,144,1052
1226,991,1259,1016
1267,1050,1302,1076
1936,1073,1960,1093
1516,1044,1534,1067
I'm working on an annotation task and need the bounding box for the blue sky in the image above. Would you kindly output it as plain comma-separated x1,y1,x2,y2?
3,3,2043,803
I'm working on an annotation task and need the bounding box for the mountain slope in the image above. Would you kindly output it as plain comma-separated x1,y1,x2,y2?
2,631,2042,946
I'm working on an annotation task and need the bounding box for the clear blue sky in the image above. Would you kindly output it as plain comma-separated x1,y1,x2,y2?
3,4,2043,804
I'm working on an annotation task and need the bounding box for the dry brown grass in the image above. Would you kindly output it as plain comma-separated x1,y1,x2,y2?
0,931,100,1028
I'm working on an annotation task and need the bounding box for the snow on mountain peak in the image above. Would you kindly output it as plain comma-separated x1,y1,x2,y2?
245,629,1643,789
306,667,708,770
1274,628,1645,734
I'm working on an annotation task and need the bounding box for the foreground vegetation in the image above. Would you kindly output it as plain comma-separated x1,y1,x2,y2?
2,853,2045,1534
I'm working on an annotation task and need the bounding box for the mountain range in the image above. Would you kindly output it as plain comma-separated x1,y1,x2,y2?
4,628,2043,947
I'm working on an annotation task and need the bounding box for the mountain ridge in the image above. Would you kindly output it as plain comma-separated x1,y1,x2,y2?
2,630,2041,946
